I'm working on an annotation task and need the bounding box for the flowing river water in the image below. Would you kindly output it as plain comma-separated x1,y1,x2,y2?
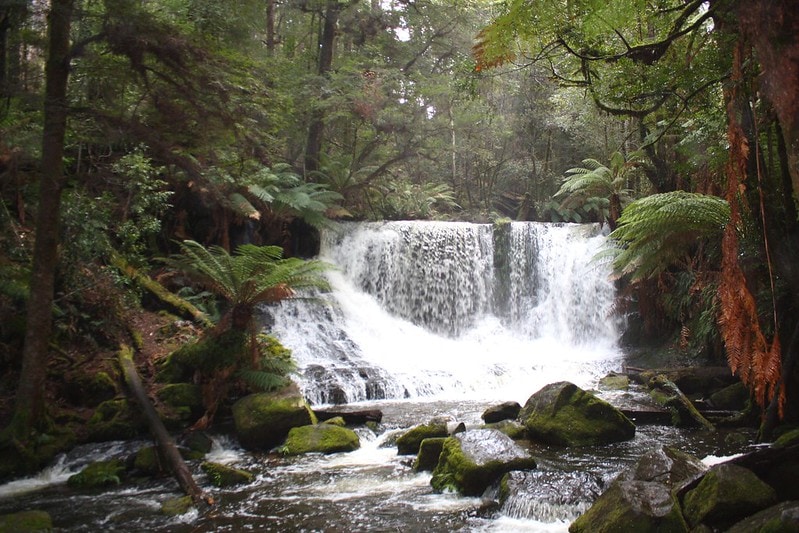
0,221,755,531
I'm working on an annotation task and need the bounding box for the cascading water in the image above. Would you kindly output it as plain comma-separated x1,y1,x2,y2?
269,220,623,406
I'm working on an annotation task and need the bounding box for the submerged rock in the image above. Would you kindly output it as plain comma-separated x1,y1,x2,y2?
281,424,360,455
519,381,635,446
682,463,777,529
201,461,255,487
396,422,449,455
67,459,125,489
160,495,193,517
232,384,316,451
0,510,52,532
431,429,537,497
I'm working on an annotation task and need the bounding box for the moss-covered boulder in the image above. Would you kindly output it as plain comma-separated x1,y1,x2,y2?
133,446,166,475
157,383,202,413
708,381,749,411
180,431,214,456
67,459,125,489
232,384,316,451
598,373,630,391
281,424,360,455
0,510,52,532
160,495,193,516
569,446,706,533
431,429,537,497
481,401,521,424
616,446,707,490
157,330,247,383
201,461,255,486
483,419,527,440
569,480,689,533
86,398,145,442
322,416,347,427
396,422,449,455
682,463,778,529
413,437,446,472
64,371,118,408
725,500,799,533
520,381,635,446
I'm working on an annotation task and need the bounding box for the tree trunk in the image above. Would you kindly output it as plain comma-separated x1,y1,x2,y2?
118,346,212,507
304,0,340,175
265,0,275,54
9,0,73,439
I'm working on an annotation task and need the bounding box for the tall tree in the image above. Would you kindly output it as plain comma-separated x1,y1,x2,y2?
8,0,73,439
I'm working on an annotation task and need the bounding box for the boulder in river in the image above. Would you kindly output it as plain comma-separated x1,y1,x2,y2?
0,510,53,532
481,401,521,424
431,428,537,496
396,421,449,455
682,463,777,530
281,424,360,455
232,384,316,451
519,381,635,446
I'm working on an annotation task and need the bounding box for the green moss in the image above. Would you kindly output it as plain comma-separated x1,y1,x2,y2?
201,461,255,487
157,330,247,383
773,427,799,447
413,437,446,472
396,422,448,455
430,433,537,496
157,383,202,409
282,424,360,455
87,398,144,441
133,446,164,475
67,459,124,488
231,387,317,450
0,510,52,532
683,464,777,529
483,420,527,440
322,416,346,427
160,495,193,516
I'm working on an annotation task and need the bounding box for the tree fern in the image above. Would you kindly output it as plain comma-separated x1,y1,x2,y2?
609,191,730,281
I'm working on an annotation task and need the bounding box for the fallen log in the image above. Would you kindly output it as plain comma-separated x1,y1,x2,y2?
314,408,383,424
118,345,213,507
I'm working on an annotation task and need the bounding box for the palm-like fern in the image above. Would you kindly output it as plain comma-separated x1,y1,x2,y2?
555,151,645,228
608,191,730,281
162,240,331,332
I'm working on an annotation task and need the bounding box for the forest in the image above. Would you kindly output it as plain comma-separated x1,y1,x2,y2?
1,0,798,503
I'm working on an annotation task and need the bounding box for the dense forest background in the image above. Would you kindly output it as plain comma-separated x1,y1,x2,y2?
1,0,798,473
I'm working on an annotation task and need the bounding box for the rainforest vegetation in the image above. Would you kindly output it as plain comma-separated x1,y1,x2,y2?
0,0,798,477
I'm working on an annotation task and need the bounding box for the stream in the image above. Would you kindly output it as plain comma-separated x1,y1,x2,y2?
0,221,757,531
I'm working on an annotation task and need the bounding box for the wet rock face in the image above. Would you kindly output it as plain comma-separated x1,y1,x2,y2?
232,385,316,451
430,429,537,497
616,446,707,490
682,463,778,530
500,470,603,523
481,401,522,424
396,422,449,455
519,381,635,446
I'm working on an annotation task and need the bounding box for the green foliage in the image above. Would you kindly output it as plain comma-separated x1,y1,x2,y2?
161,240,331,319
609,191,730,281
237,334,297,393
368,180,459,220
110,148,172,262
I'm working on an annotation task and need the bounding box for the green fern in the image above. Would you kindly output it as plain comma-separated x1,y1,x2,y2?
609,191,730,281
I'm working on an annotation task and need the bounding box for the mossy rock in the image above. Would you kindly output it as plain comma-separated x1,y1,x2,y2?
483,419,527,440
413,437,446,472
232,384,317,451
520,381,635,446
160,495,193,517
481,401,522,424
281,424,360,455
157,383,202,410
598,373,630,391
774,428,799,447
0,510,52,532
64,371,118,408
431,429,537,497
87,398,145,442
67,459,125,489
708,381,749,411
157,330,247,383
569,480,689,533
322,416,347,427
683,464,778,529
725,500,799,533
396,422,448,455
180,431,214,455
201,461,255,487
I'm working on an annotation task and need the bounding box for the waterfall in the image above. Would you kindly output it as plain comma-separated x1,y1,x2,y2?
268,221,622,406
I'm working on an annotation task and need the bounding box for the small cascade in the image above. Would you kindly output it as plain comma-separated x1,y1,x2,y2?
269,220,621,405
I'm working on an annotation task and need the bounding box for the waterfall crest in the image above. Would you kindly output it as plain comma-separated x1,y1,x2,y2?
268,221,622,405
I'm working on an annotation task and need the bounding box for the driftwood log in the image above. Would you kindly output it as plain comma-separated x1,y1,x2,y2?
315,409,383,425
118,345,212,507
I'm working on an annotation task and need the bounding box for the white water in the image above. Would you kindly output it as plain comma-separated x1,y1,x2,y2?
270,221,622,406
